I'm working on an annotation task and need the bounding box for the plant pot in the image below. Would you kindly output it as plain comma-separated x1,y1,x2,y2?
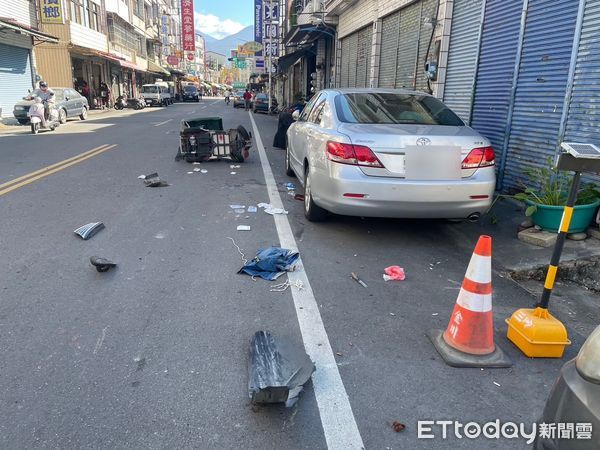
526,199,600,233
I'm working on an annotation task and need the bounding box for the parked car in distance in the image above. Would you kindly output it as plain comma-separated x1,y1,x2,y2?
233,90,249,108
253,93,278,114
285,88,496,221
182,84,200,102
13,88,89,125
141,84,170,107
534,324,600,449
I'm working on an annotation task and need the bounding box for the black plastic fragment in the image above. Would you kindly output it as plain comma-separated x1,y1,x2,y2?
143,172,169,187
90,256,117,272
248,331,315,407
74,222,105,240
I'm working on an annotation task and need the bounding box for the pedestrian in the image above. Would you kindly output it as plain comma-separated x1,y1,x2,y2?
243,89,252,111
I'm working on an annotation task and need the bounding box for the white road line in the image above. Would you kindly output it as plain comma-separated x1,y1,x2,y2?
154,119,173,127
249,113,364,450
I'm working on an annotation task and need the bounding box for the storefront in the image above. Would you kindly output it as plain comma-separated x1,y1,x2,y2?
0,18,58,118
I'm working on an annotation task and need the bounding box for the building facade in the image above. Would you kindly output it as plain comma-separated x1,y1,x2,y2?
0,1,58,117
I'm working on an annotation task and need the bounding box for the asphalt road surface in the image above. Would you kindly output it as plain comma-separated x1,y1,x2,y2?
0,100,584,449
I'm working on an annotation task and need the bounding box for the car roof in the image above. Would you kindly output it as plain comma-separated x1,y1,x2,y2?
323,88,433,97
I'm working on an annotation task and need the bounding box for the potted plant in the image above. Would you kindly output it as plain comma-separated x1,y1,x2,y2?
513,157,600,233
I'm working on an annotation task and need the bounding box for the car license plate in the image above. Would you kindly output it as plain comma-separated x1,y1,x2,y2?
404,146,462,180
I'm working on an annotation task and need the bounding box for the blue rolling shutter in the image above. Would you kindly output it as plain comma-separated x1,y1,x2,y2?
564,0,600,184
503,0,580,191
0,43,33,118
470,0,523,162
443,0,484,124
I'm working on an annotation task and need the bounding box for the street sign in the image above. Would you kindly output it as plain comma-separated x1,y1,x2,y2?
167,55,179,65
264,23,279,39
264,2,279,21
181,0,196,52
187,53,195,61
263,40,279,57
256,60,264,68
233,82,246,88
40,0,64,24
254,0,263,57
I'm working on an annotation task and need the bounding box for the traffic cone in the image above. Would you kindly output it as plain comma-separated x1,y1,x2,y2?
428,235,512,368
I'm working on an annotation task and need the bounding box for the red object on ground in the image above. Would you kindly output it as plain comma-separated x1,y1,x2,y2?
383,265,405,281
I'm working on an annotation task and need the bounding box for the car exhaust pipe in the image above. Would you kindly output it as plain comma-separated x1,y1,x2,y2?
467,213,481,223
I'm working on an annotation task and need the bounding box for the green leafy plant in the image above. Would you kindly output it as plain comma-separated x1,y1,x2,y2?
512,157,600,216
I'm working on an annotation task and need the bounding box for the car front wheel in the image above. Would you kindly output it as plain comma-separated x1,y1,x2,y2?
304,165,328,221
79,106,87,120
58,108,67,124
285,146,295,177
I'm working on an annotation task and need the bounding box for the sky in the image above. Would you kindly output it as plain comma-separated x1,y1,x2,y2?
194,0,253,40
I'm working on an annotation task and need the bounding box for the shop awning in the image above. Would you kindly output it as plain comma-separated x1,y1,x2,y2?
0,17,59,44
276,45,317,74
69,46,145,71
147,60,170,75
284,24,335,47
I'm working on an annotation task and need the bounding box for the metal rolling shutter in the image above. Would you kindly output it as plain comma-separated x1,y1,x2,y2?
443,0,484,123
347,32,358,87
470,0,522,167
0,43,33,118
356,26,372,88
340,36,351,87
396,1,420,88
415,0,437,92
378,11,400,88
564,0,600,186
503,0,579,191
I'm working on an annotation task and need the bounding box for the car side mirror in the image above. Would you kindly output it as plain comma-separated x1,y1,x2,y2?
292,110,300,121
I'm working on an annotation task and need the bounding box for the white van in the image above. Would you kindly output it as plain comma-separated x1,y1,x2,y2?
141,84,171,107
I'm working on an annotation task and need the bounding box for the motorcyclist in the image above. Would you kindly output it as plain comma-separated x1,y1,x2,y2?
36,81,55,122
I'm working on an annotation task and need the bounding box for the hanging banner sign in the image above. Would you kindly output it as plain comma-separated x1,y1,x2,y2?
181,0,196,52
40,0,64,24
254,0,263,57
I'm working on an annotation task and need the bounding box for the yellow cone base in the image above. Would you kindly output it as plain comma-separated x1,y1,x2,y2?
505,307,571,358
428,329,512,368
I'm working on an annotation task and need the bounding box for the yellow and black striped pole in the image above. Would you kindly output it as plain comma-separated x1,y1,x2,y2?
538,171,582,308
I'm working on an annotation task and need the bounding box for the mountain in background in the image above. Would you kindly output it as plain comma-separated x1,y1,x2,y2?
197,26,254,57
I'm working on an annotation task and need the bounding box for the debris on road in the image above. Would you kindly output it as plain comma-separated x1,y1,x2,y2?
493,381,501,387
258,203,288,215
226,237,248,264
200,169,207,173
392,421,406,432
283,182,296,191
90,256,117,272
270,279,304,292
351,272,368,288
143,172,169,187
74,222,105,240
193,168,201,172
237,225,251,231
137,175,146,179
230,164,241,169
248,206,257,213
230,171,237,175
230,204,245,209
239,247,299,281
234,209,245,214
383,265,406,281
293,194,305,201
248,330,315,407
187,171,193,174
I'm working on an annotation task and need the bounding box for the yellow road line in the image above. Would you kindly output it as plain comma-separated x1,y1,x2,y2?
0,144,109,191
0,144,117,197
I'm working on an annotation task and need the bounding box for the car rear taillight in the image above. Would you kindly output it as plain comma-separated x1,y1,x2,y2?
461,147,495,169
326,141,384,168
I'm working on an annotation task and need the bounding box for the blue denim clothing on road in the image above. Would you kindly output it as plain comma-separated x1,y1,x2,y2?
238,247,300,281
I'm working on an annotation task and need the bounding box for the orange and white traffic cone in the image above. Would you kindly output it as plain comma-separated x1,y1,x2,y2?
428,235,512,368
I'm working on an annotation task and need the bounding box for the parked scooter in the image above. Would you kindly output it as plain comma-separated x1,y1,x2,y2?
114,95,146,110
28,98,59,134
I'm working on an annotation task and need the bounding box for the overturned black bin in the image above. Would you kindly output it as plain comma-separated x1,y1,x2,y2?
176,116,251,163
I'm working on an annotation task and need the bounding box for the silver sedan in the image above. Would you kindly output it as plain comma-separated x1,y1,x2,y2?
285,88,496,221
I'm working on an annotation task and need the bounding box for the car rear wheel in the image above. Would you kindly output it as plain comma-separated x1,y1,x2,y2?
304,165,328,221
285,147,295,177
58,108,67,124
79,106,87,120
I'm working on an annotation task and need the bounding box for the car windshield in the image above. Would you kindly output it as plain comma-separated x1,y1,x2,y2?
31,88,64,101
184,86,197,92
256,94,267,100
334,92,465,126
142,86,158,93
